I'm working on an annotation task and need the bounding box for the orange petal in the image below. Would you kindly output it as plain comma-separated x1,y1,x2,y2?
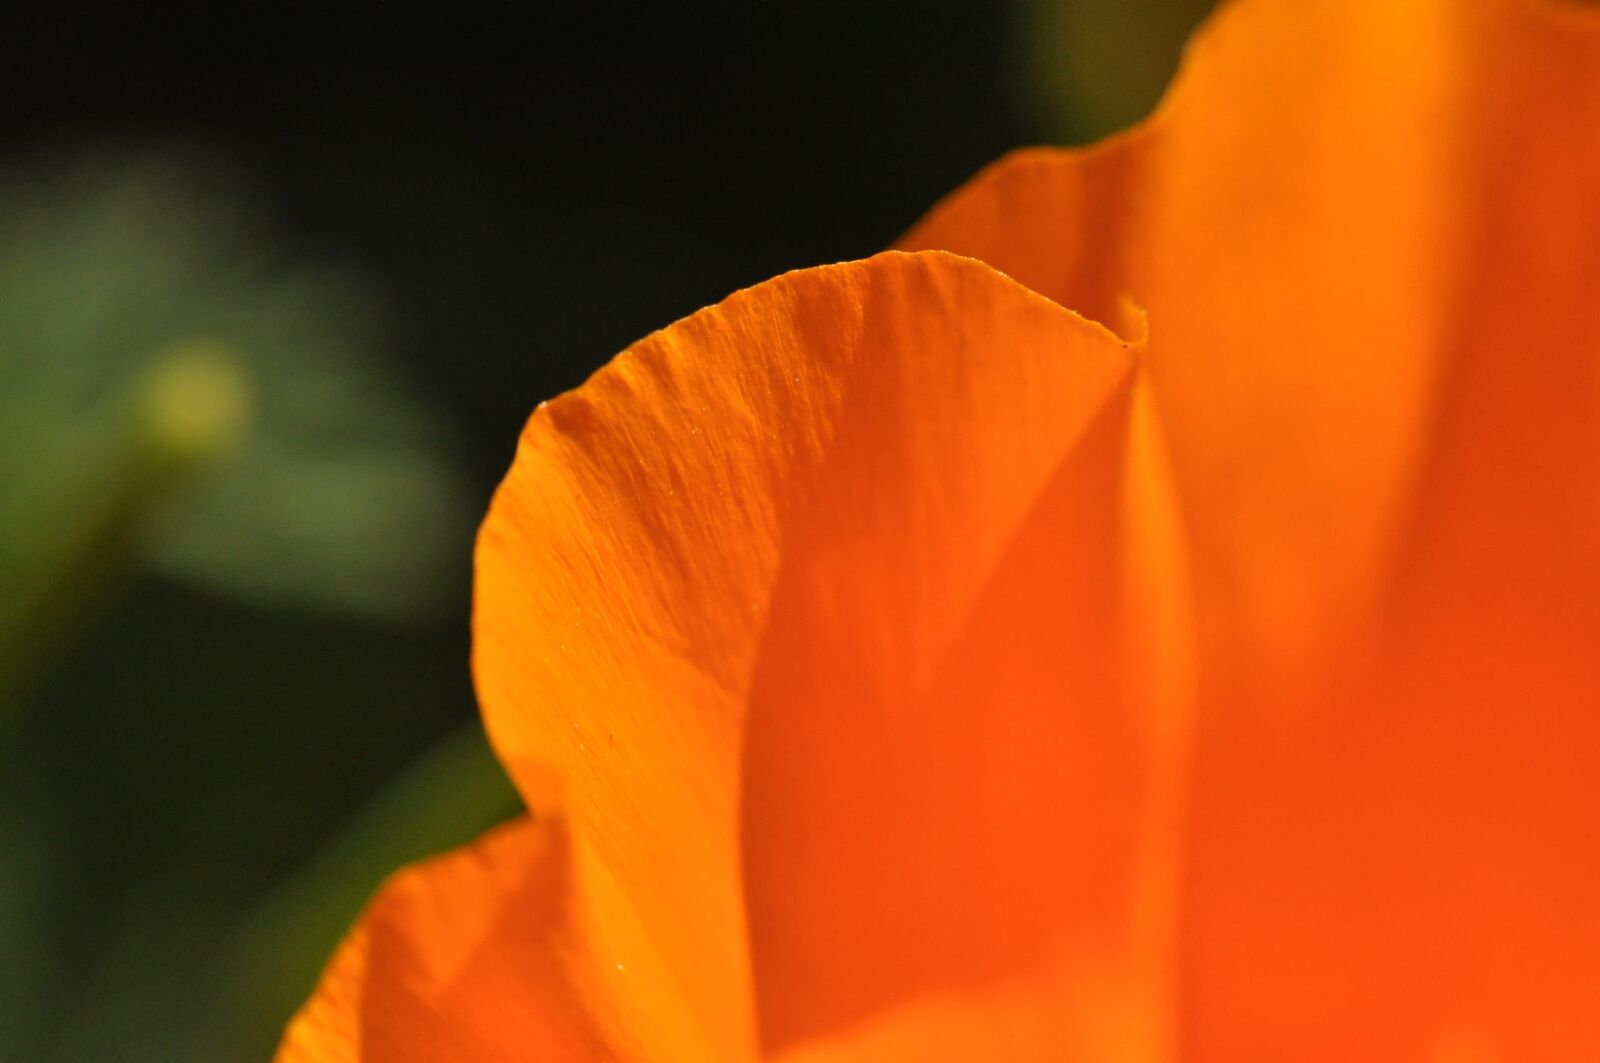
737,313,1193,1059
913,0,1600,1056
901,0,1474,695
1181,1,1600,1058
473,250,1188,1056
770,972,1159,1063
275,817,611,1063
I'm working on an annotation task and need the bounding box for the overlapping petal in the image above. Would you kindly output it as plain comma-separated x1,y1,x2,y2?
905,0,1600,1056
287,250,1189,1060
473,249,1193,1059
903,0,1475,690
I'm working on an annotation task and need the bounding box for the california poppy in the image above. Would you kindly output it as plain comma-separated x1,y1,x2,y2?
278,0,1600,1059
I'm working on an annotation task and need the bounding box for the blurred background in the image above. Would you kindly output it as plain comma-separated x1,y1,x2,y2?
0,2,1211,1059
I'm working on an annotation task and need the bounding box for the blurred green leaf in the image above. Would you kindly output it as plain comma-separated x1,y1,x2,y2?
0,343,252,706
0,146,471,643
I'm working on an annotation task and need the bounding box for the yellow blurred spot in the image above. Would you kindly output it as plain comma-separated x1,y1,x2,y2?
139,340,253,468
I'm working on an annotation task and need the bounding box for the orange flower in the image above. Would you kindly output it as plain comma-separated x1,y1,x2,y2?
278,0,1600,1059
